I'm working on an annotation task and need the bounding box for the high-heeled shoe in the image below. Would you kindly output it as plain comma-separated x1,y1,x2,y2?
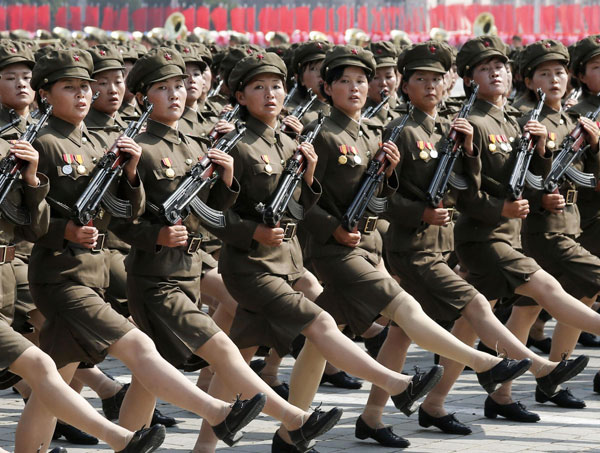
355,415,410,447
535,386,586,408
476,358,532,394
391,365,444,416
418,406,472,435
484,396,540,422
536,355,589,398
212,393,267,446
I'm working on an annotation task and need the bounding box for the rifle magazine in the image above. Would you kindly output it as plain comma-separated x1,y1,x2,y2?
102,191,133,219
367,195,388,214
287,198,304,220
525,171,544,190
0,198,30,225
189,197,226,228
448,172,469,191
565,166,597,188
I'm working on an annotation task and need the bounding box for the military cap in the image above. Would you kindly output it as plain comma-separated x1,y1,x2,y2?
228,51,287,93
31,48,95,90
126,47,187,94
266,44,289,58
293,41,331,75
456,36,508,77
320,45,376,80
117,45,139,63
87,44,125,75
189,42,212,66
368,41,398,68
571,35,600,75
172,42,207,69
398,41,451,75
220,45,261,82
520,39,569,77
0,40,35,71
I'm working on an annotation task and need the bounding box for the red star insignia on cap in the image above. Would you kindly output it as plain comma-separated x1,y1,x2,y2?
99,50,106,56
376,49,383,54
483,40,490,47
257,54,264,60
10,47,16,53
184,47,190,53
73,54,80,61
70,42,76,47
596,37,600,44
351,48,358,55
545,42,551,48
165,53,172,60
429,45,437,53
246,48,253,55
317,43,323,49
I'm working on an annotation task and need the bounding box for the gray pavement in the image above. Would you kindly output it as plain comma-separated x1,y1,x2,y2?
3,321,600,452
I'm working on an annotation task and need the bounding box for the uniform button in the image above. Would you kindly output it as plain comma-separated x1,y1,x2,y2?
358,131,363,136
82,137,87,144
559,119,564,125
185,158,193,165
92,157,97,163
509,137,514,142
280,159,285,165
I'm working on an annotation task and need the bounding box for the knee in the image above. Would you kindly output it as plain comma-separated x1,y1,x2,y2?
388,325,411,350
15,349,58,383
305,311,337,336
465,295,493,319
118,329,159,363
528,270,563,299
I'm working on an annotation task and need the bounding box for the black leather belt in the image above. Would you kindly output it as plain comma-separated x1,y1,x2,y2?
186,235,203,254
281,222,297,241
358,216,378,234
0,245,15,264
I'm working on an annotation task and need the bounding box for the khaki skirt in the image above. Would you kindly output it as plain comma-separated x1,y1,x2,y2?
223,272,321,357
31,282,134,369
578,218,600,257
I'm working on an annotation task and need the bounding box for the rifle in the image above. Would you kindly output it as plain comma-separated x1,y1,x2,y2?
283,81,298,107
208,104,240,142
362,90,390,120
342,105,413,232
0,109,21,135
48,97,153,226
0,100,53,225
281,89,318,133
529,92,600,193
208,77,223,98
256,112,325,227
147,122,247,228
425,83,479,207
507,88,546,200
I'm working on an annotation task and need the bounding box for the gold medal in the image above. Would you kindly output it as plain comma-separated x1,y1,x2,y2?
62,164,73,175
488,143,497,152
338,155,348,165
430,150,438,159
165,168,175,178
354,155,362,165
547,140,556,149
77,165,86,174
419,150,429,160
265,164,273,173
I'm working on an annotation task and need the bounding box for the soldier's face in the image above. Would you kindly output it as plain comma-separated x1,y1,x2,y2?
301,60,323,97
580,54,600,94
236,74,285,126
402,70,444,114
90,69,125,116
526,61,568,109
470,57,507,100
201,66,212,97
184,63,204,106
42,78,92,126
0,63,34,112
324,66,368,118
145,76,187,127
368,66,397,102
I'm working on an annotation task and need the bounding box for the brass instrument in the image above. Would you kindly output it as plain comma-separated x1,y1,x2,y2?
473,12,497,37
390,30,412,47
308,31,328,42
345,28,370,47
429,28,449,42
165,12,188,41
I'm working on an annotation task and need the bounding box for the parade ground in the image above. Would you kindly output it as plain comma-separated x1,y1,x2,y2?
3,320,600,452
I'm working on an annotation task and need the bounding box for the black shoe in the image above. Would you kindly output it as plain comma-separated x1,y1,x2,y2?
102,383,129,421
288,406,343,448
484,396,540,422
578,332,600,347
49,449,67,453
212,393,267,446
364,326,389,358
117,424,166,453
53,422,99,445
151,407,178,427
0,369,21,390
535,386,586,408
536,355,589,397
594,371,600,393
271,382,290,400
526,336,552,354
250,358,267,374
271,431,317,453
418,406,472,435
477,341,498,356
320,371,362,390
179,355,209,372
391,365,444,416
355,416,410,448
476,358,532,394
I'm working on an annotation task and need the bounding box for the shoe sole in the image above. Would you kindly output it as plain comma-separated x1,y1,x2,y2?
142,426,166,453
399,367,444,416
222,395,267,446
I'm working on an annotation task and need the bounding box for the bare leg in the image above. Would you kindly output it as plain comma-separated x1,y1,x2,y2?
260,351,284,387
549,295,597,361
74,366,123,399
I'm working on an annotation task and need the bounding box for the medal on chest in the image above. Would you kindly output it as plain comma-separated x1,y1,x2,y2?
75,154,86,174
417,141,429,160
488,134,497,152
62,154,73,175
161,157,175,178
547,132,556,150
498,135,509,152
426,142,438,159
261,154,273,174
338,145,348,165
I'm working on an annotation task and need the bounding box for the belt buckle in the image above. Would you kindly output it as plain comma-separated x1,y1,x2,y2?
0,246,6,265
92,233,106,253
186,236,203,254
282,222,297,241
447,208,456,222
363,216,378,234
566,189,578,206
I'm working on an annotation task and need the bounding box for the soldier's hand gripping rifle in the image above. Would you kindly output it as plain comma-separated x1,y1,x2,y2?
0,100,52,225
342,105,413,232
208,103,240,142
425,83,479,207
528,92,600,194
148,123,247,228
281,89,318,133
256,112,325,227
507,88,546,200
0,109,21,135
362,90,391,120
49,98,153,226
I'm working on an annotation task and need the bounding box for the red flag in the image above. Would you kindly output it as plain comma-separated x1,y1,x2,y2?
211,7,227,31
584,5,600,34
101,7,114,30
0,6,5,30
312,7,326,33
37,4,50,30
69,6,81,31
429,5,441,28
566,4,584,33
117,7,129,31
281,7,293,35
55,6,68,28
295,6,309,33
182,7,195,29
370,8,381,33
268,6,279,31
258,7,267,33
196,6,209,29
231,7,245,32
22,5,36,31
246,7,255,32
8,5,21,31
357,6,367,31
337,6,347,34
84,5,99,27
516,5,534,34
540,6,555,34
132,8,147,32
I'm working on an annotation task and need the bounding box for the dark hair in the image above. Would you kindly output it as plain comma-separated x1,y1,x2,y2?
35,81,56,105
523,61,569,102
319,65,369,105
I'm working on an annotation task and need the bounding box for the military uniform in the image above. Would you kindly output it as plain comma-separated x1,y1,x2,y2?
214,52,323,356
364,41,401,128
454,37,541,300
29,49,143,368
301,46,402,336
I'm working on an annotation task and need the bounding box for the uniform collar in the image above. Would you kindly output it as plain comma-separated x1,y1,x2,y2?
411,107,437,135
86,107,127,130
182,106,207,123
540,103,568,127
146,118,187,145
48,115,93,146
474,98,506,124
246,115,281,146
330,106,363,139
582,91,600,108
